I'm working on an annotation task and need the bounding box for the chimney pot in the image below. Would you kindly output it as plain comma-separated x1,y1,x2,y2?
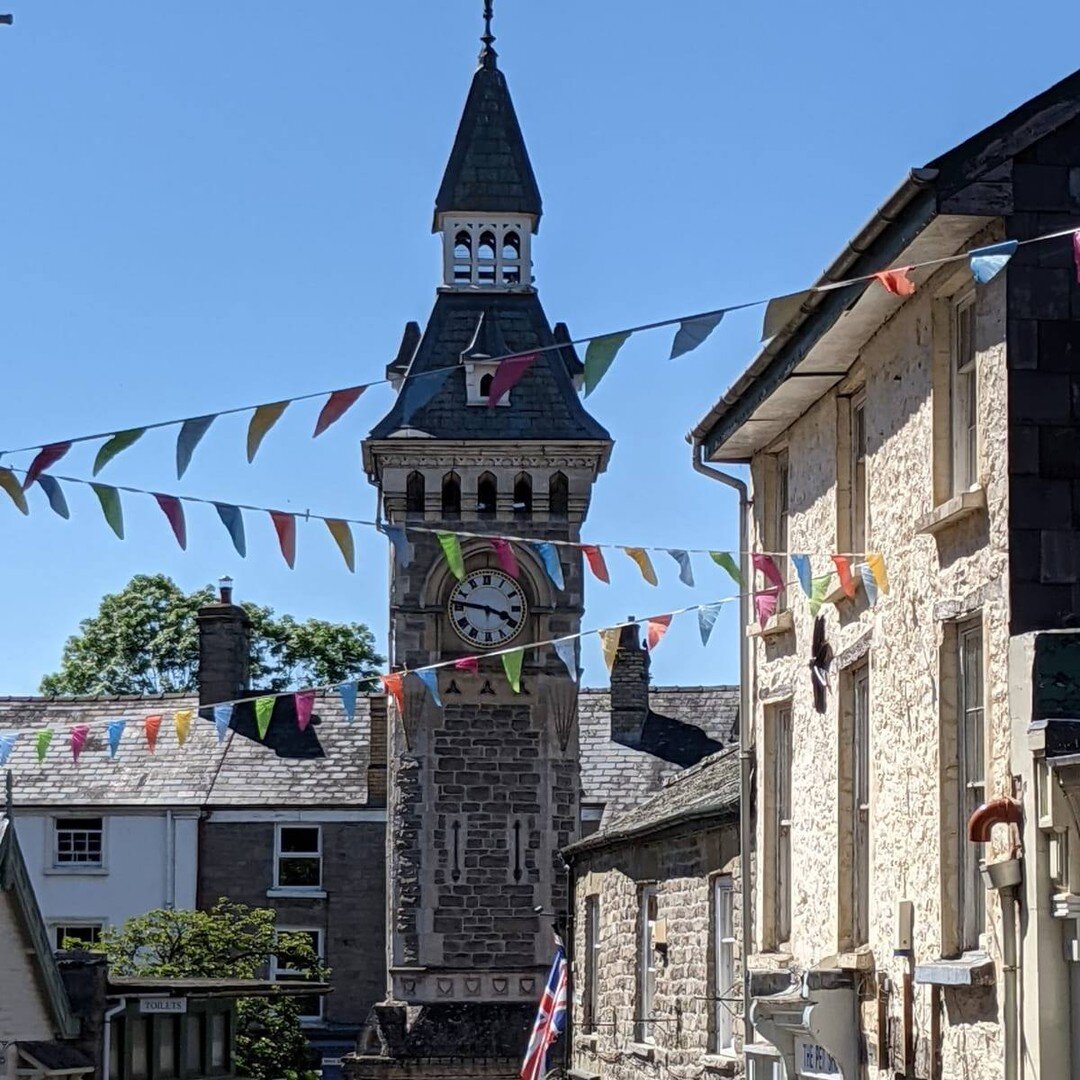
218,575,234,605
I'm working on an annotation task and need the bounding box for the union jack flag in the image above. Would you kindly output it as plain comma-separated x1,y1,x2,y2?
521,936,568,1080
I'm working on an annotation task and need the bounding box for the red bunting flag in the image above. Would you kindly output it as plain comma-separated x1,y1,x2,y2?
314,386,366,438
1074,231,1080,284
832,555,856,599
487,353,539,409
754,588,780,626
646,615,672,652
874,268,916,297
270,511,297,569
295,690,316,732
144,715,162,753
752,553,785,591
154,494,187,550
23,442,71,490
489,538,520,578
582,544,610,584
381,673,405,717
455,657,479,674
70,724,90,763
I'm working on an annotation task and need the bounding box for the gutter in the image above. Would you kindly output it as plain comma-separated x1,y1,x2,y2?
562,803,739,860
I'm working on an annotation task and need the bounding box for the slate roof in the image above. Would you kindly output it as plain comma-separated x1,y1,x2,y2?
565,744,741,856
368,291,611,443
433,49,542,230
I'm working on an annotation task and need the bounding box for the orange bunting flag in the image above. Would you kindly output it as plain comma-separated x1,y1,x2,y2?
874,268,916,297
70,724,90,763
582,544,610,584
624,547,658,586
270,511,297,569
325,518,356,572
247,401,289,462
314,386,366,438
867,553,889,595
646,615,672,652
599,628,621,673
144,715,162,753
174,709,194,747
832,555,856,599
381,673,405,718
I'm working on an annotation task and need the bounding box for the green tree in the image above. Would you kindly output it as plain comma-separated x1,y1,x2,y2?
97,900,327,1080
39,573,383,695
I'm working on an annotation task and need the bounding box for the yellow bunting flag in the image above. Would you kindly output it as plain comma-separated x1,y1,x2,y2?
325,519,356,572
867,553,889,595
0,467,29,514
624,547,658,586
247,402,289,463
599,628,621,673
501,648,525,694
437,532,466,582
174,709,194,748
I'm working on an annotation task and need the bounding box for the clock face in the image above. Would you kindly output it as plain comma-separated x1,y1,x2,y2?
447,569,529,650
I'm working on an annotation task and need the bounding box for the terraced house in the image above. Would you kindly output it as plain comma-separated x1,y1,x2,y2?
691,68,1080,1080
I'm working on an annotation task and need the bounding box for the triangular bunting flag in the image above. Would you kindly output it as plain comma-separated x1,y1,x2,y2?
338,682,358,723
858,563,879,607
415,669,442,707
176,415,215,479
624,547,658,586
668,549,695,587
754,588,780,626
646,614,672,652
969,240,1018,285
400,368,453,425
874,268,916,297
437,532,466,582
144,715,162,753
698,603,723,646
487,353,539,409
154,494,187,550
752,553,785,591
489,538,519,578
867,553,889,595
0,732,18,766
1074,231,1080,284
832,555,856,599
295,690,316,732
91,483,124,539
582,545,610,584
269,511,297,569
36,475,70,519
791,554,813,597
809,574,833,618
532,542,565,591
314,386,366,437
599,628,620,674
553,639,579,680
70,724,90,763
212,704,233,743
501,648,525,694
381,523,413,569
381,673,405,717
455,657,479,674
710,551,742,586
23,442,71,490
762,289,813,341
670,311,724,360
584,331,632,397
93,428,146,476
325,519,356,572
106,719,126,759
247,402,289,462
255,696,276,740
0,468,29,514
174,709,194,747
35,729,53,763
214,504,246,557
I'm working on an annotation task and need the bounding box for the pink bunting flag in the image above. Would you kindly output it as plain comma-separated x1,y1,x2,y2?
582,545,610,584
381,673,405,718
646,615,672,652
295,690,316,732
270,511,297,569
874,268,916,297
1074,231,1080,283
154,493,187,550
489,538,520,578
752,553,785,591
23,442,71,490
832,555,856,599
754,588,780,626
70,724,90,763
314,386,366,437
144,715,162,753
487,353,539,409
455,657,479,675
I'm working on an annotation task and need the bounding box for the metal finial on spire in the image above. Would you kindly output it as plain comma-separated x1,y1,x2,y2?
481,0,495,53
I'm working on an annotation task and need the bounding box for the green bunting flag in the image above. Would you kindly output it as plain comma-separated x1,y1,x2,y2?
91,483,124,539
710,551,741,586
437,532,465,582
809,574,833,618
0,468,29,515
35,728,53,763
93,428,146,476
255,696,276,740
584,331,632,397
502,648,525,694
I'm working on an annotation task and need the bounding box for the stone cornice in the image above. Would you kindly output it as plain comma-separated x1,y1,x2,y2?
363,438,612,479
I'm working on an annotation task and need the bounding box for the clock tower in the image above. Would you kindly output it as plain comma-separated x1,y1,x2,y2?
359,10,611,1075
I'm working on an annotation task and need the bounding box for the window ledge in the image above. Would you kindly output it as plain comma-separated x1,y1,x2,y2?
915,486,987,537
836,947,875,972
569,1070,601,1080
576,1033,599,1049
1052,892,1080,919
701,1051,740,1075
747,609,795,639
914,951,995,987
44,866,108,876
266,887,327,900
629,1043,656,1061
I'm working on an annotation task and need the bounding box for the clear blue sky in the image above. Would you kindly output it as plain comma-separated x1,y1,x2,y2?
1,1,1077,695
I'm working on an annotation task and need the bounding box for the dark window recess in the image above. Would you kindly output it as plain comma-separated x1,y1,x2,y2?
512,820,523,883
513,474,533,518
451,820,462,883
442,472,462,519
549,472,569,518
478,473,497,518
55,817,103,865
406,472,425,515
277,826,321,889
479,372,495,399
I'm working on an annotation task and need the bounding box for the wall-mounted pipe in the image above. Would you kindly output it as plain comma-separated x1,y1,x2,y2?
968,796,1022,843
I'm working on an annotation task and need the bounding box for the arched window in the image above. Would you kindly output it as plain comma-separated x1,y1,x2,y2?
453,230,473,284
478,231,497,285
549,472,569,519
406,471,425,516
478,231,497,260
514,473,533,519
477,473,497,519
442,471,461,519
501,231,522,285
479,372,495,399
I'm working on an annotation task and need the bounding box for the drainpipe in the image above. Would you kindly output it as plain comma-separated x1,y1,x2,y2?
164,809,175,909
692,439,753,1043
102,998,126,1080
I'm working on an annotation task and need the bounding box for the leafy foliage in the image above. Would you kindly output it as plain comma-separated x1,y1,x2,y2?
100,901,327,1080
39,573,383,695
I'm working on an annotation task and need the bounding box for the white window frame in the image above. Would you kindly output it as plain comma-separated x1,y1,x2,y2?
271,927,324,1023
957,618,986,951
772,704,793,946
51,921,105,950
583,895,600,1034
950,293,978,495
712,875,736,1053
273,824,323,893
442,218,532,289
852,663,871,947
637,885,658,1043
52,815,105,870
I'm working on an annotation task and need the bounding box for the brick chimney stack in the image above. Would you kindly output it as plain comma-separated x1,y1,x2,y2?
609,619,650,748
197,576,251,706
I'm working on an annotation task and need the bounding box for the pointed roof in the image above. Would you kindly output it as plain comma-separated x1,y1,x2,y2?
433,48,543,231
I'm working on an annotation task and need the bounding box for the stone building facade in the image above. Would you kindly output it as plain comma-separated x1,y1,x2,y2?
691,69,1080,1080
565,748,741,1080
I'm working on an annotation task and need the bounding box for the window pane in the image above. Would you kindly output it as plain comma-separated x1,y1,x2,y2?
185,1014,204,1076
278,857,321,888
209,1013,227,1071
55,924,102,949
158,1017,179,1079
958,621,985,949
280,827,319,854
130,1018,150,1080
